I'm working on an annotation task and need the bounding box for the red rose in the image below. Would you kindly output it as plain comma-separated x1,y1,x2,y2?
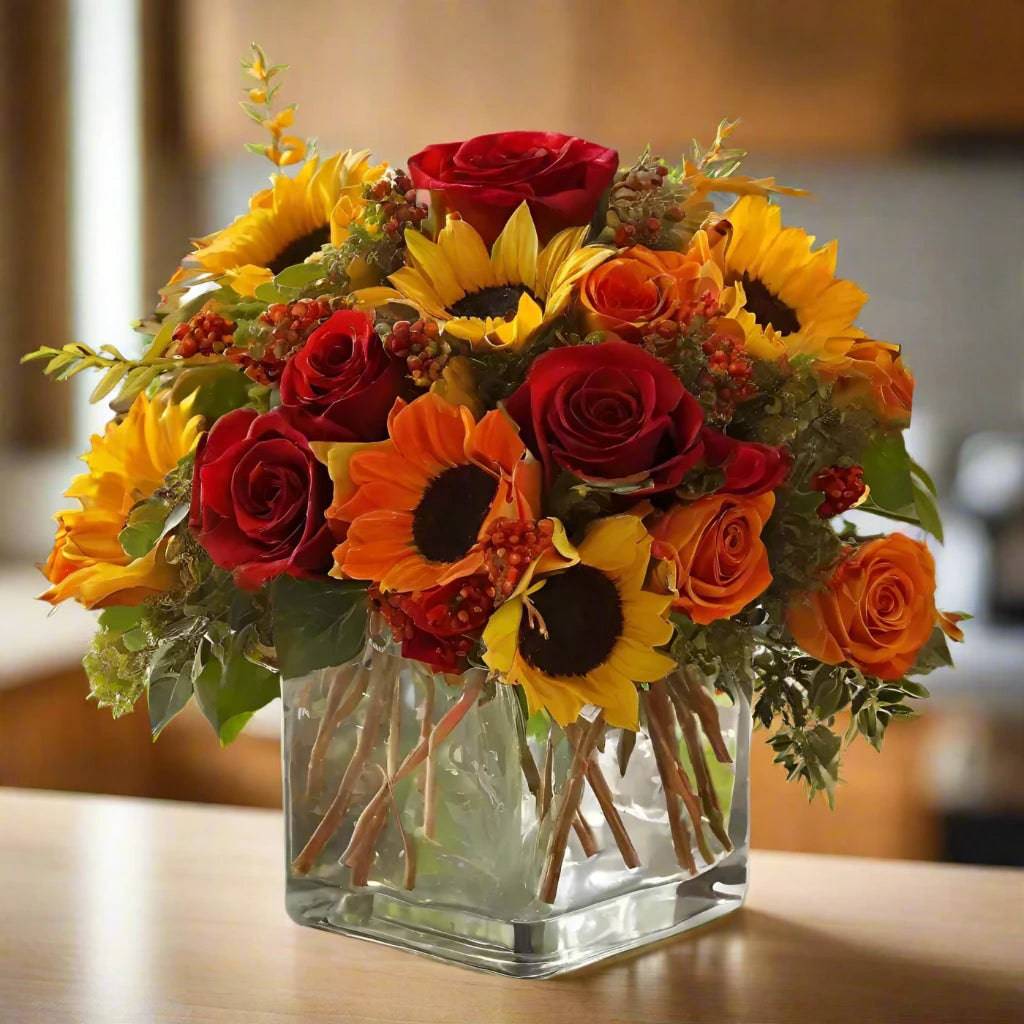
505,340,705,493
279,310,403,442
408,131,618,245
702,429,790,496
189,408,335,589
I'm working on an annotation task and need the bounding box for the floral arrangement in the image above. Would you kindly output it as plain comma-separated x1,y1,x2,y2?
28,50,963,893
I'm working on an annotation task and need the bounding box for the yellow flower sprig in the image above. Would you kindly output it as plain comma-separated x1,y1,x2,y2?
240,43,307,168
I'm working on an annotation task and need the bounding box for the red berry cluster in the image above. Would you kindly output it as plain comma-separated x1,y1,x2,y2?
366,170,427,237
813,465,867,519
370,577,496,667
384,319,451,387
698,330,757,419
480,517,555,601
231,297,339,384
171,310,235,358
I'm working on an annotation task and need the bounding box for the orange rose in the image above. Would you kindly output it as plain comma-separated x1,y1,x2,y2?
651,492,774,624
825,339,914,427
579,245,715,341
786,533,936,680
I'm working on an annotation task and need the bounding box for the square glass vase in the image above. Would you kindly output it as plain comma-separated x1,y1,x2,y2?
283,647,749,978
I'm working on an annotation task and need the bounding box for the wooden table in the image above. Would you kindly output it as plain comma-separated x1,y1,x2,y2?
0,789,1020,1023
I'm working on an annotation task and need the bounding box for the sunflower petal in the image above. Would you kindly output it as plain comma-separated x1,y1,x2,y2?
490,202,539,291
438,216,496,294
404,228,464,307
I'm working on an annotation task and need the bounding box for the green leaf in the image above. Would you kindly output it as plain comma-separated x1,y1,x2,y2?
192,630,279,744
147,643,195,738
525,709,550,744
911,478,943,542
170,364,252,421
270,576,368,679
273,262,326,288
910,459,944,542
89,363,128,403
119,498,172,559
909,627,954,676
121,627,149,652
861,432,914,512
98,605,145,633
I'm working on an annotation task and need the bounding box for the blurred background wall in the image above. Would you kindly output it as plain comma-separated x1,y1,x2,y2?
1,0,1022,865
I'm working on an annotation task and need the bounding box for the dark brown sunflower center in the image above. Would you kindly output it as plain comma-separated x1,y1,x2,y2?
412,464,498,563
267,224,331,276
519,564,623,677
739,272,800,336
448,284,532,320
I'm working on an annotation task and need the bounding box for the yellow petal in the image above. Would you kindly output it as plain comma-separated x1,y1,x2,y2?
224,264,274,297
536,226,588,297
490,202,538,291
404,228,464,307
578,515,649,575
438,216,496,294
481,599,524,674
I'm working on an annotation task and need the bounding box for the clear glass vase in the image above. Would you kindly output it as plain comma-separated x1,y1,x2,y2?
283,646,750,978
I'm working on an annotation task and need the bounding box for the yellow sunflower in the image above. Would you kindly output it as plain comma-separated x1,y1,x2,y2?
181,150,385,297
482,514,675,730
712,196,867,363
41,392,202,609
357,202,611,351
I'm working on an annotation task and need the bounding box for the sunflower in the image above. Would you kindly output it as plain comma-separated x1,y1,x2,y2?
181,150,385,296
41,392,202,609
327,392,541,592
357,202,610,350
482,515,676,730
712,196,867,363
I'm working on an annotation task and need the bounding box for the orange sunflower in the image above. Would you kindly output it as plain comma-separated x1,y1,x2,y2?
328,393,540,592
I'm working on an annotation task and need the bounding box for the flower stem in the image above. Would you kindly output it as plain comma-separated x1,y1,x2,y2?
292,666,393,876
585,753,640,869
642,690,697,874
669,679,733,852
305,667,365,802
675,667,732,764
342,679,482,879
538,714,604,904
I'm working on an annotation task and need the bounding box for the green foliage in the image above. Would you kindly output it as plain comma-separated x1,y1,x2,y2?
253,262,328,304
132,528,276,741
747,630,932,803
119,498,175,559
859,433,944,542
146,641,195,738
671,613,757,702
170,364,252,421
761,490,844,598
192,625,279,744
270,575,368,679
688,118,746,179
83,609,150,717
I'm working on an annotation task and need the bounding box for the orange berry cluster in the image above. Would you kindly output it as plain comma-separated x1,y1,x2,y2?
698,331,757,419
812,465,867,519
232,297,338,384
171,310,235,358
480,517,555,601
384,319,451,387
366,170,427,237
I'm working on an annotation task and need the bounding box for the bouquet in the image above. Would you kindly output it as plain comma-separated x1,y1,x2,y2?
28,49,963,943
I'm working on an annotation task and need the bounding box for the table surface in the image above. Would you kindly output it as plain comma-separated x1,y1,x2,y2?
0,789,1020,1024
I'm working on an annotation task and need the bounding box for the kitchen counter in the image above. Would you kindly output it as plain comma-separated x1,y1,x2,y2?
0,788,1020,1023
